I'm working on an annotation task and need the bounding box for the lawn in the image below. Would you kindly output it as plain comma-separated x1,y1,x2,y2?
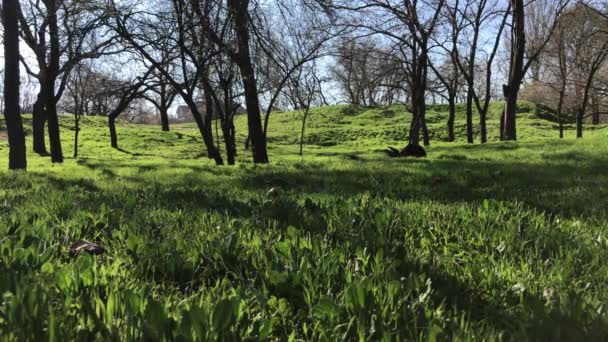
1,102,608,340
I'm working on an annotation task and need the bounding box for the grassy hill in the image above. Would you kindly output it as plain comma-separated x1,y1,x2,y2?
1,103,608,340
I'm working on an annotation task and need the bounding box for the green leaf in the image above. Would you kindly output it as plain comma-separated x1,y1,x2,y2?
259,319,272,339
213,298,235,332
314,296,340,319
41,262,54,274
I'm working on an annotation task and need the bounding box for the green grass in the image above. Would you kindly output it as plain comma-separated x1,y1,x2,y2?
1,102,608,340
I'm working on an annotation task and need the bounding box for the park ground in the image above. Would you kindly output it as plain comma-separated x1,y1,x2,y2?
1,102,608,340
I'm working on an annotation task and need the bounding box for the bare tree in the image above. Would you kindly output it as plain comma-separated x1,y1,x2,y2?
283,60,326,156
64,62,95,158
18,0,117,162
501,0,569,141
324,0,444,154
144,69,178,132
107,65,155,149
110,0,224,164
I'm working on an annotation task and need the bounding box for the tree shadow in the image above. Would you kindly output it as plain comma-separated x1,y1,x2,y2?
233,152,608,222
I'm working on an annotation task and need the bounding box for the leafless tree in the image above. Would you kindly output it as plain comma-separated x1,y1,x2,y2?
18,0,117,162
501,0,569,141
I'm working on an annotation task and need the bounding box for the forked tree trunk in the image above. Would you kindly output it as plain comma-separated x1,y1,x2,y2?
2,0,27,170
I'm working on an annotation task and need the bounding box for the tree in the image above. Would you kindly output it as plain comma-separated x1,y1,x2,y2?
283,60,325,156
331,38,406,107
531,2,608,137
18,1,117,162
567,4,608,137
110,0,225,165
64,62,95,158
144,69,178,132
2,0,27,170
107,66,155,149
325,0,445,152
224,0,268,163
501,0,569,141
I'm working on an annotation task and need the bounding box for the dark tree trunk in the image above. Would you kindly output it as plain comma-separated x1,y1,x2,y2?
222,93,237,165
408,81,425,147
73,115,80,158
2,0,26,170
480,112,488,144
576,109,583,138
160,103,170,131
299,108,310,156
222,123,236,165
32,90,48,155
46,86,63,163
421,114,430,147
229,0,269,164
466,88,474,143
502,85,519,141
202,90,223,164
502,0,526,141
109,116,118,149
186,96,222,165
557,87,565,139
591,92,600,125
447,96,455,142
46,1,63,163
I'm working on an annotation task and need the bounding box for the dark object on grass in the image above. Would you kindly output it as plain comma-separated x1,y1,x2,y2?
69,240,106,256
385,144,427,158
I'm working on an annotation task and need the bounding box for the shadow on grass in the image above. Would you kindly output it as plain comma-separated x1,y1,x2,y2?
10,164,608,339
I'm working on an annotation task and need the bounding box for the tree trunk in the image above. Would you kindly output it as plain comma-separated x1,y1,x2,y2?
466,88,474,143
229,0,269,164
421,114,430,147
299,108,310,156
73,115,80,158
160,103,170,131
502,0,526,141
109,116,118,149
591,91,600,125
557,87,565,139
447,96,455,142
45,84,63,163
502,85,519,141
203,90,223,164
32,91,48,155
2,0,26,170
409,82,425,147
222,123,236,165
46,1,63,163
409,115,422,146
576,108,583,138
